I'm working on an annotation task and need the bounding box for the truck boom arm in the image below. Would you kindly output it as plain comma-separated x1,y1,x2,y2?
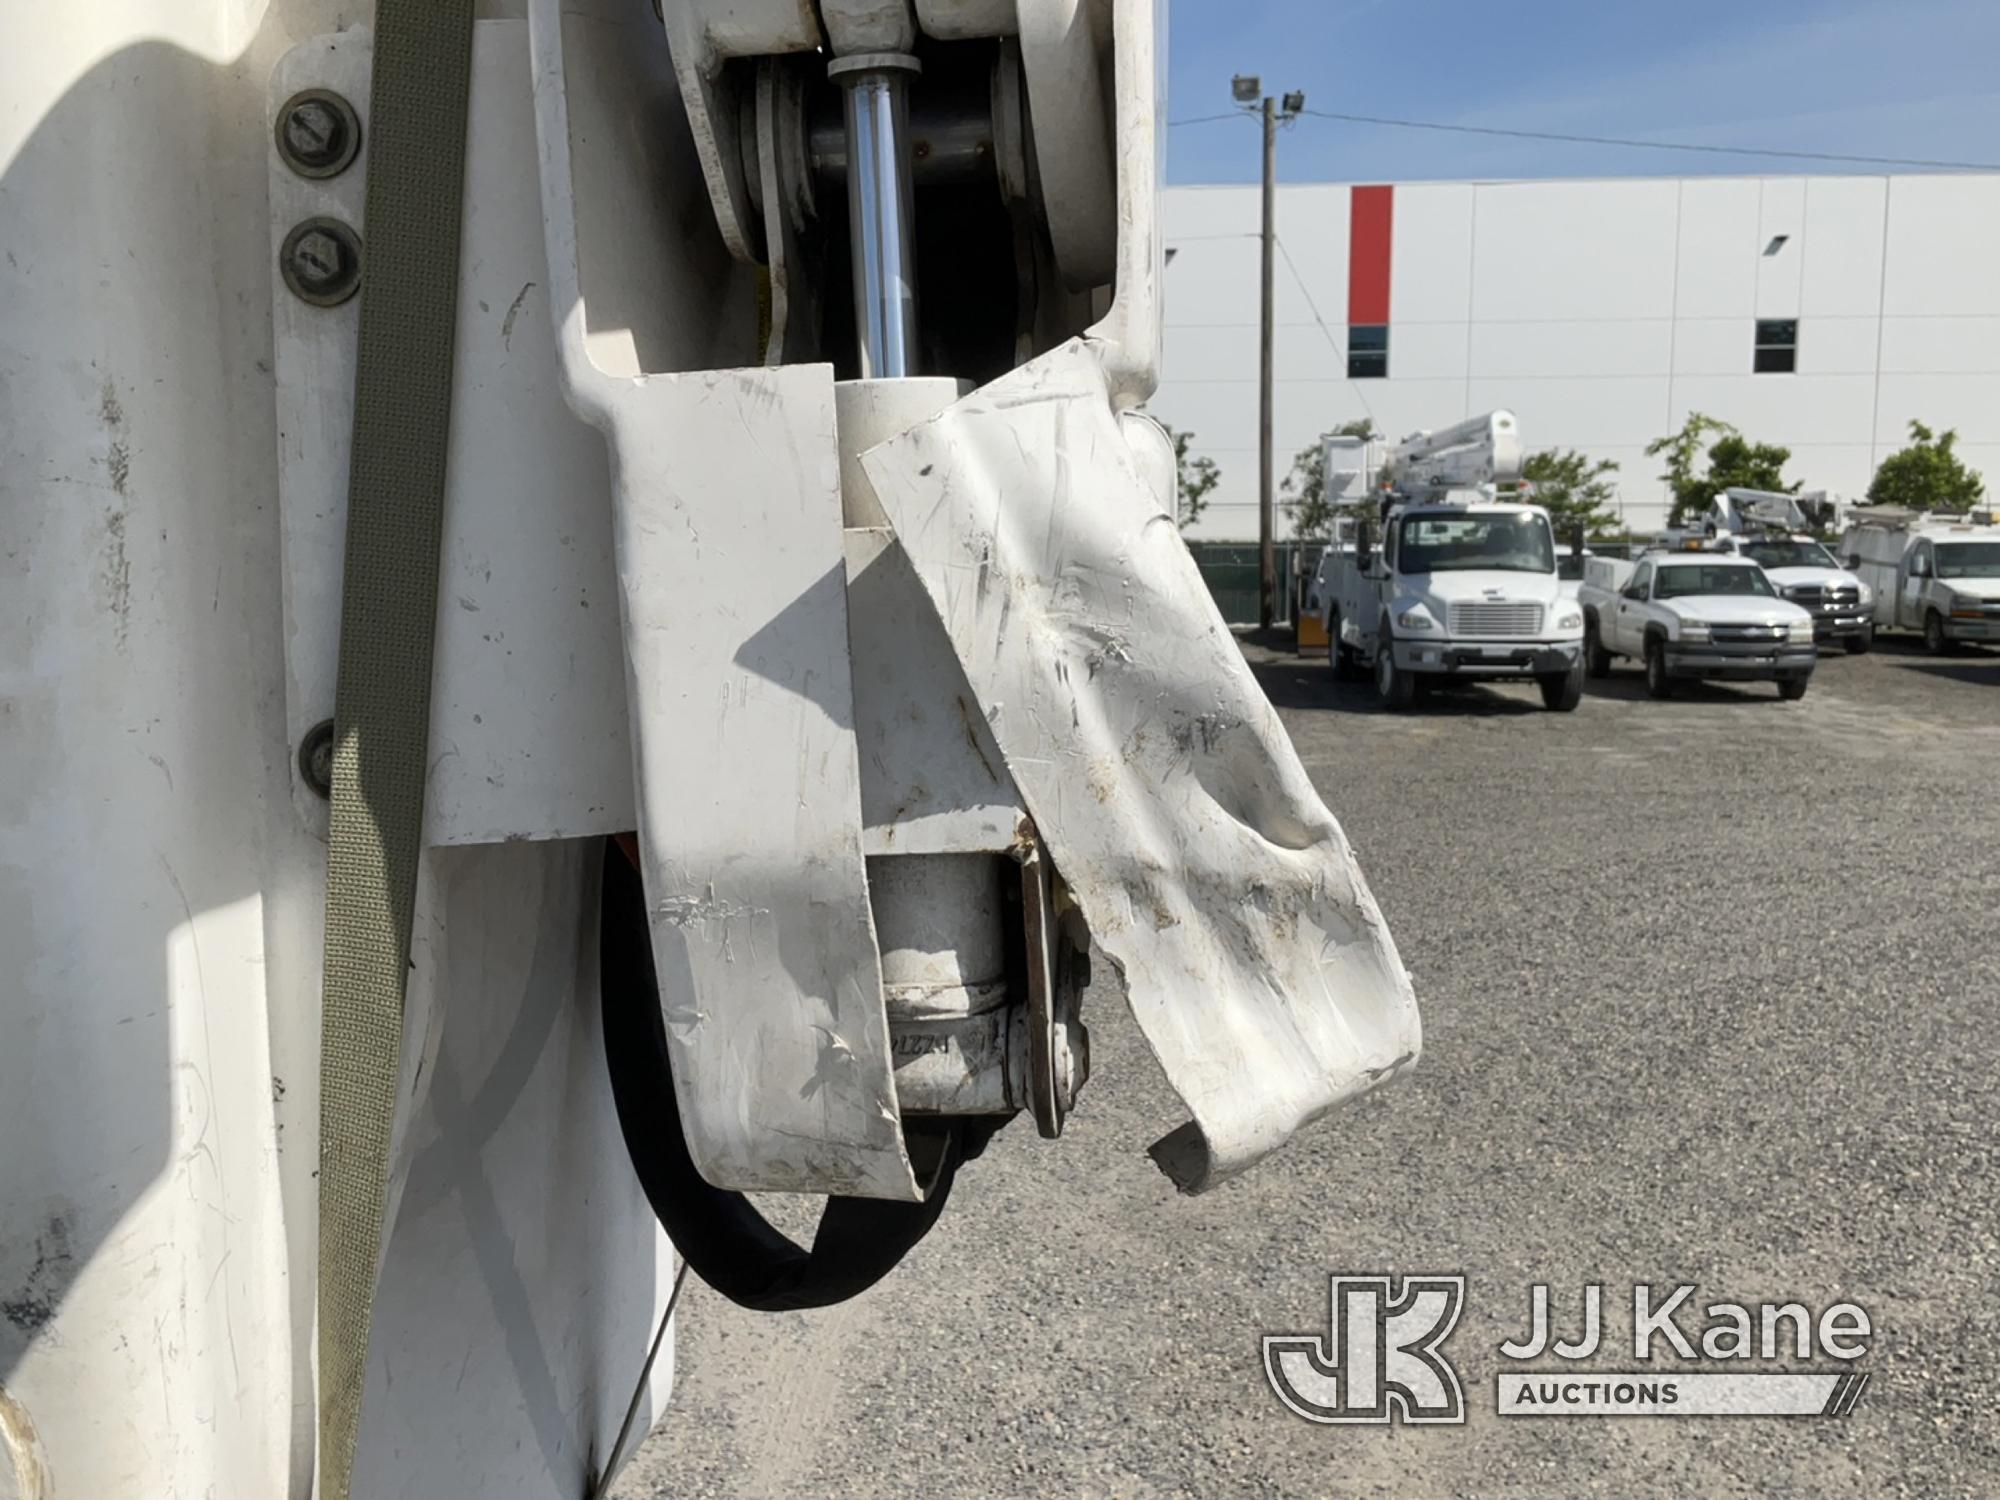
1389,409,1523,497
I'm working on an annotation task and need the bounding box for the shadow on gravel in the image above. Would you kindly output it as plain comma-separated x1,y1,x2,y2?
1399,682,1544,716
1583,672,1788,705
1891,658,2000,687
1851,635,2000,684
1245,652,1551,716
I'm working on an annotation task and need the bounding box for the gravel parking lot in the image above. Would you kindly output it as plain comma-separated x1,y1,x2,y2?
615,634,2000,1499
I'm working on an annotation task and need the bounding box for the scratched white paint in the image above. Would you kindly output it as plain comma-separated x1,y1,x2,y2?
863,339,1423,1192
271,29,636,850
2,12,677,1498
0,2,319,1491
529,0,919,1202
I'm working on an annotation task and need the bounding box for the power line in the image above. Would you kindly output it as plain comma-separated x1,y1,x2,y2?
1297,107,2000,171
1270,232,1378,432
1170,103,2000,172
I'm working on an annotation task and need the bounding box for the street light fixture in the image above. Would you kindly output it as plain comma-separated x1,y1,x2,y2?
1231,74,1261,104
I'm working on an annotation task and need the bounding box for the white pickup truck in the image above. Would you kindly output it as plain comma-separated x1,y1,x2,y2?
1326,499,1585,710
1577,550,1818,699
1734,534,1874,653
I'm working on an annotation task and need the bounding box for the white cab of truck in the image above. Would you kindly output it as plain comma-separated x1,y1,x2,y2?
1328,499,1585,710
1838,509,2000,653
1577,550,1818,700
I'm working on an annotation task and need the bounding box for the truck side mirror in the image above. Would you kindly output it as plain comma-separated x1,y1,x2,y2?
1356,525,1375,572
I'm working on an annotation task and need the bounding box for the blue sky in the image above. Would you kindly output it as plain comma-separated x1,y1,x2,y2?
1165,0,2000,184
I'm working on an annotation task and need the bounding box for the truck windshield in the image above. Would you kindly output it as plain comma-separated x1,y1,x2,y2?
1654,564,1775,599
1398,513,1554,574
1741,540,1837,569
1936,541,2000,579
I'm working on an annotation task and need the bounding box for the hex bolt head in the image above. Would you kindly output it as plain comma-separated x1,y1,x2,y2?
280,217,363,307
275,88,361,179
299,719,336,799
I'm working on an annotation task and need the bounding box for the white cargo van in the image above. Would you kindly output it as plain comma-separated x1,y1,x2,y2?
1838,508,2000,652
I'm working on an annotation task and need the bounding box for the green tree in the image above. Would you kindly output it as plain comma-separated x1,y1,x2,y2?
1157,422,1221,528
1645,412,1797,526
1284,419,1377,540
1867,420,1986,514
1518,448,1621,538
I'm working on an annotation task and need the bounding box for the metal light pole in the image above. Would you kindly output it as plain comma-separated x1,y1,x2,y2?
1233,77,1304,630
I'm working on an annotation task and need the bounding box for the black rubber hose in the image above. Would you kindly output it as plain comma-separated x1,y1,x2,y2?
598,839,1003,1311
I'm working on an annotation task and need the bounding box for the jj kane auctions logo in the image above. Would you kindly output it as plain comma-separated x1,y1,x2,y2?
1265,1278,1873,1423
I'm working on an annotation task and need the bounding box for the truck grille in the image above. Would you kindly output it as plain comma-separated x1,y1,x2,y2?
1448,602,1542,636
1709,623,1790,645
1784,584,1860,611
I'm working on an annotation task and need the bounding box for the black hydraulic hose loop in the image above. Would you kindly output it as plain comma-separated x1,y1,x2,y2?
598,840,991,1311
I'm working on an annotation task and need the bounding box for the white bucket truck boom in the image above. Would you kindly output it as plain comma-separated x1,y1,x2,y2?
1325,411,1586,710
1711,489,1875,653
1,4,1423,1496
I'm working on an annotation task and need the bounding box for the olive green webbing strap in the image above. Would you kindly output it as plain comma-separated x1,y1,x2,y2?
317,4,475,1497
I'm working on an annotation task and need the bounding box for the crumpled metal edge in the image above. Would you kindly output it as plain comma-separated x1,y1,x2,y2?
861,338,1421,1192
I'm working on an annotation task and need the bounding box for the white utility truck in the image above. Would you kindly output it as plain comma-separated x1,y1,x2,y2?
1324,411,1586,710
1838,507,2000,652
1577,544,1818,699
1713,490,1874,653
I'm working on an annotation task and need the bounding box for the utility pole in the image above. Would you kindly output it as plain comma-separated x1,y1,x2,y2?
1232,78,1304,631
1259,95,1277,629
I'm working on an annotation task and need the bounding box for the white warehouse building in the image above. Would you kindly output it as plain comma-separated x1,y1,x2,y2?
1151,172,2000,540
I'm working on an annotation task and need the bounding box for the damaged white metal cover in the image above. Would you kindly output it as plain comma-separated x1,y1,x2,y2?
861,338,1421,1192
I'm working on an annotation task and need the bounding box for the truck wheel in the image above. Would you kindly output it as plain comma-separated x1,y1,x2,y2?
1924,611,1950,654
1374,638,1415,708
1583,618,1612,678
1843,630,1870,655
1644,638,1673,700
1778,677,1810,701
1539,663,1584,712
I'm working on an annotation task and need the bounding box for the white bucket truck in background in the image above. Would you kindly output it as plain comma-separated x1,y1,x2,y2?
1713,489,1875,653
1298,432,1381,655
1838,507,2000,653
1324,411,1586,711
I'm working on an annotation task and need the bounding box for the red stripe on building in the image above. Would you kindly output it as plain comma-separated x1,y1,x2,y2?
1348,184,1394,325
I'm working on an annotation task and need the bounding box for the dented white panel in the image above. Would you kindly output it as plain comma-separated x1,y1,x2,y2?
847,529,1028,855
862,339,1422,1192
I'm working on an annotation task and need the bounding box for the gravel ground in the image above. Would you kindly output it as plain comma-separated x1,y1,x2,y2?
612,633,2000,1499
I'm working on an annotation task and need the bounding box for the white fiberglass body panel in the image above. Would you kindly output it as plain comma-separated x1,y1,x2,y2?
863,339,1422,1192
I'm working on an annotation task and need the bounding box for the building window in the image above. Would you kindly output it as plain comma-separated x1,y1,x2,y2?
1348,324,1388,379
1754,319,1797,374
